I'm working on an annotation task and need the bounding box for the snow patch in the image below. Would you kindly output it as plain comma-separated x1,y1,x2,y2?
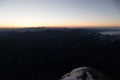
60,67,108,80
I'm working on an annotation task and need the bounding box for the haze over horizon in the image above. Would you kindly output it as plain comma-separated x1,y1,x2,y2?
0,0,120,28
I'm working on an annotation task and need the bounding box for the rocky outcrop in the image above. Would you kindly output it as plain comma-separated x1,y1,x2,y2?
60,67,110,80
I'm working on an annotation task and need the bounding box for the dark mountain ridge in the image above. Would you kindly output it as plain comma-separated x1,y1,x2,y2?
0,28,119,80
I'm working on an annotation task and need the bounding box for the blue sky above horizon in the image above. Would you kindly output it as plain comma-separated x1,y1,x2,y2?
0,0,120,28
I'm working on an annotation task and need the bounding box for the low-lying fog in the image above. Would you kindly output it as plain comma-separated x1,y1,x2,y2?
100,31,120,35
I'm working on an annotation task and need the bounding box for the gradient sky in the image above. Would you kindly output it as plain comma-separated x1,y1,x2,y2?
0,0,120,28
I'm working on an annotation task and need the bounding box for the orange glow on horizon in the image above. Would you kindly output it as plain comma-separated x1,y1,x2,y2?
0,22,120,28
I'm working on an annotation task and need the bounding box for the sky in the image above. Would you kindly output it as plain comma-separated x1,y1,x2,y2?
0,0,120,28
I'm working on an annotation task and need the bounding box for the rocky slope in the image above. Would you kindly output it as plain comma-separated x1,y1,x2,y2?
60,67,110,80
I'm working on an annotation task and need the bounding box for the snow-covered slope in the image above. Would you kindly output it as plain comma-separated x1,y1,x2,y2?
60,67,110,80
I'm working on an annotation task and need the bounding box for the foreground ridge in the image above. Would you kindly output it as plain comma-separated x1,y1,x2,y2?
60,67,110,80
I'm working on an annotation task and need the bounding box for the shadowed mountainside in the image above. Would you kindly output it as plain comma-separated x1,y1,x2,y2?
0,28,119,80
